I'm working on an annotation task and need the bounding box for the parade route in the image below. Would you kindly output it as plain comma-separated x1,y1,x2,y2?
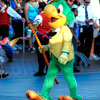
0,52,100,100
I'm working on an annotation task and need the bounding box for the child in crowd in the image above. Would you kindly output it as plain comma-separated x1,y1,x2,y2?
69,8,80,72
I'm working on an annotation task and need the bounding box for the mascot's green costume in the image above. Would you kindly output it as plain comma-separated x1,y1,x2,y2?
26,0,82,100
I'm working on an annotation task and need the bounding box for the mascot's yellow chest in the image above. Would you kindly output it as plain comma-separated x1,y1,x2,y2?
49,26,65,58
49,29,63,47
49,30,64,58
49,25,74,60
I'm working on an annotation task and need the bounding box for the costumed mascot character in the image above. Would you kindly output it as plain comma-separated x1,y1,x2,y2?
26,0,82,100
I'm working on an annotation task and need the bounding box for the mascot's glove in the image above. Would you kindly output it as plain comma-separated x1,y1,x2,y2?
58,53,68,65
38,44,49,53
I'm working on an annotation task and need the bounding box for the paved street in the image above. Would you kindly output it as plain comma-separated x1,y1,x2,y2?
4,51,100,78
0,51,100,100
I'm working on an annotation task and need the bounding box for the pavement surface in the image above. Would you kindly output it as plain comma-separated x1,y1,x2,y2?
0,51,100,100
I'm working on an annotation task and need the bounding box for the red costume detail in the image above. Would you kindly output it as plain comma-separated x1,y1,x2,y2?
37,12,51,34
0,6,10,25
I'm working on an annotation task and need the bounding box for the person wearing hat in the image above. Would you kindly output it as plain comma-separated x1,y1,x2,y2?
33,2,51,76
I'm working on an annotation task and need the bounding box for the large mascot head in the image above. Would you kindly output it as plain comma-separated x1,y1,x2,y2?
44,0,75,29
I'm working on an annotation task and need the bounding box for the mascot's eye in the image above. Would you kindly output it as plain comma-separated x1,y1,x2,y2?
58,8,60,13
58,4,63,13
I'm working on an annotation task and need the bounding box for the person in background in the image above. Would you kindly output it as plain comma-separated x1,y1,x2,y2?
35,0,39,5
89,21,100,60
0,0,24,62
24,0,38,53
0,39,9,78
42,0,48,4
10,0,25,51
76,0,97,66
69,8,80,72
67,0,75,7
72,0,83,8
33,2,51,76
14,0,24,16
89,0,100,60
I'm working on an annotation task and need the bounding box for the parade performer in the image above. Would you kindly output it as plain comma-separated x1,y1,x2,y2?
34,2,51,76
26,0,82,100
0,0,24,62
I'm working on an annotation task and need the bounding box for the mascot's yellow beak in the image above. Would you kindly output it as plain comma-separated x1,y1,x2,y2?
44,4,67,29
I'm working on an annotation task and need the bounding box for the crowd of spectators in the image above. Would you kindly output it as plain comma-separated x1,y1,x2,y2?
0,0,100,77
67,0,100,72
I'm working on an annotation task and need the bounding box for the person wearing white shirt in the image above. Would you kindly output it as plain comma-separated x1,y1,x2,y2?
1,6,23,19
0,0,24,39
76,1,97,26
0,0,24,62
89,0,100,60
90,0,100,25
76,0,97,66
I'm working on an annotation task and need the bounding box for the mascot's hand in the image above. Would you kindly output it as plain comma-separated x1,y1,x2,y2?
58,53,68,65
38,45,49,53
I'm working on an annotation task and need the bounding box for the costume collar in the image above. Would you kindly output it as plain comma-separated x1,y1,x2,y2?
82,4,90,8
54,28,61,32
40,11,44,14
0,5,7,12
